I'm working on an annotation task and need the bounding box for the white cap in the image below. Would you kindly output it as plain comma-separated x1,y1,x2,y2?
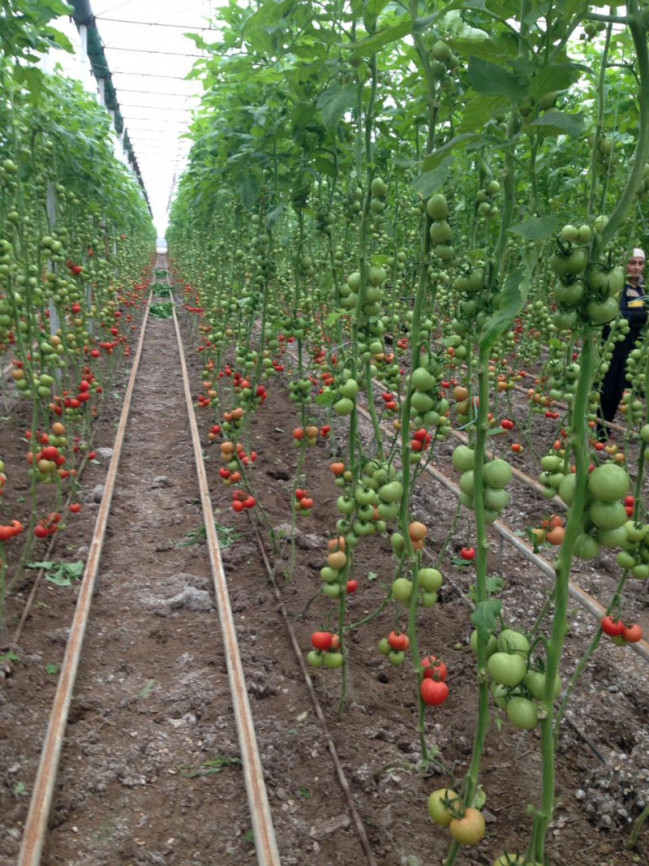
632,248,645,260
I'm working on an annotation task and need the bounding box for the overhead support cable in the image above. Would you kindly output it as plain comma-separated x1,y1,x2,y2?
69,0,150,211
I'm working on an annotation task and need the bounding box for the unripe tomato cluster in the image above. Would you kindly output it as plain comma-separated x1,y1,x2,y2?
335,459,401,539
428,788,486,846
550,224,624,330
452,445,513,524
563,463,631,560
475,178,501,219
426,192,454,264
391,565,443,609
408,356,451,440
474,627,561,732
319,536,348,600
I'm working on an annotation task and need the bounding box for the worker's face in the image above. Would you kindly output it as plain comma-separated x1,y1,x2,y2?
628,256,645,284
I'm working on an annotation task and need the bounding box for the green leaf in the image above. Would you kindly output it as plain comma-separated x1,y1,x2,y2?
46,663,60,675
467,57,527,102
479,261,533,350
527,62,589,100
315,389,335,407
412,159,452,198
317,85,357,134
348,20,412,59
139,679,155,698
507,215,562,240
528,110,585,138
457,94,508,135
422,133,482,172
470,599,502,641
43,561,85,587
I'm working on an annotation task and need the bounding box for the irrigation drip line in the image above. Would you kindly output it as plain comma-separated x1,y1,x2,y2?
172,291,281,866
246,515,378,866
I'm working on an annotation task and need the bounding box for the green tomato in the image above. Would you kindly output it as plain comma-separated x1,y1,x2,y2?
597,525,628,549
426,193,449,221
586,296,618,324
483,458,513,489
558,473,576,506
339,378,359,398
524,670,561,701
487,652,527,686
334,397,354,416
336,496,356,515
589,499,627,531
392,577,413,603
378,637,391,656
484,487,509,512
470,629,498,658
411,391,435,413
427,788,459,828
322,583,341,599
307,650,323,668
418,567,443,592
506,696,538,730
554,281,584,306
322,651,344,669
588,464,629,502
411,366,437,391
378,480,403,503
574,533,600,560
452,445,475,472
459,470,475,497
497,629,529,656
421,591,438,607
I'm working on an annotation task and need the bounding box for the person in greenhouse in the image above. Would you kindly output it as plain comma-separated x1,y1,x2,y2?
597,248,647,439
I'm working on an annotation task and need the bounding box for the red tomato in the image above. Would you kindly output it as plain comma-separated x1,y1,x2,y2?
422,655,448,681
460,547,476,561
623,623,643,643
69,503,82,514
388,631,410,651
420,678,449,706
346,579,358,594
311,631,333,651
601,615,625,637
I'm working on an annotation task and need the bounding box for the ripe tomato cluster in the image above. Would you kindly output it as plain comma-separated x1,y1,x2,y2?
293,424,331,445
35,511,62,539
295,488,315,512
420,655,450,706
0,519,24,542
231,489,256,513
600,615,643,644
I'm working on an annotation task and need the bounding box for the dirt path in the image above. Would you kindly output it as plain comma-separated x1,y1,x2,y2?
1,302,368,866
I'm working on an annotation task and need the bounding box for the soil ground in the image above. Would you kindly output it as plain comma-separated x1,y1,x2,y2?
1,274,649,866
